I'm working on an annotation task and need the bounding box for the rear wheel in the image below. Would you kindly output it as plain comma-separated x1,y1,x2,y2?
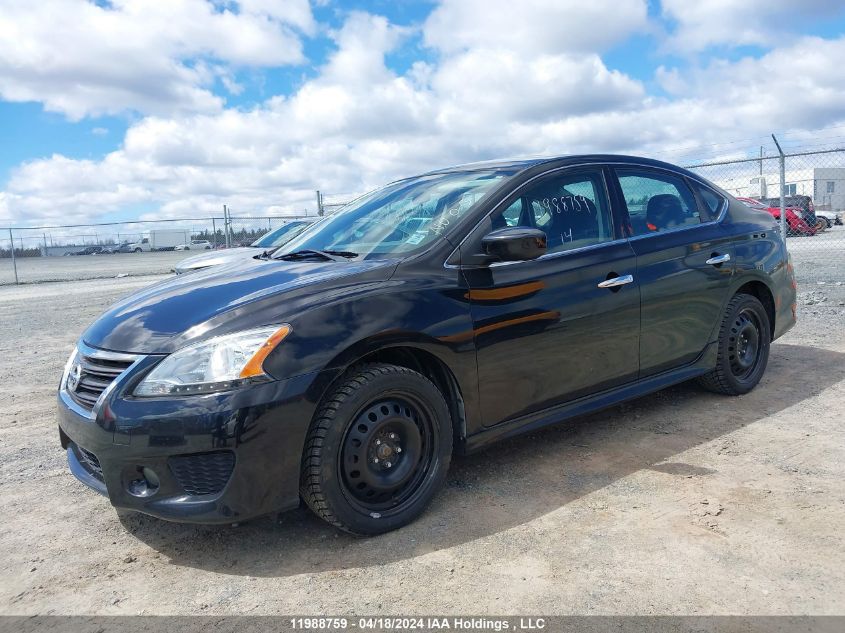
815,218,827,232
300,363,452,535
698,294,771,395
134,247,142,253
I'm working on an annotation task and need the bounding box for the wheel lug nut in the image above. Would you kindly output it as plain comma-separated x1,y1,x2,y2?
373,458,379,464
376,439,381,445
396,447,402,453
385,461,392,468
389,433,396,439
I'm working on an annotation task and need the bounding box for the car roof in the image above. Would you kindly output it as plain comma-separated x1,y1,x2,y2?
419,154,704,177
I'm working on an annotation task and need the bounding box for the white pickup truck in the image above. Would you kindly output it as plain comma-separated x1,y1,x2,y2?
120,229,192,252
815,209,843,229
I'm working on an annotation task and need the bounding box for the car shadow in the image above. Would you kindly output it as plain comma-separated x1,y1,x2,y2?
120,342,844,577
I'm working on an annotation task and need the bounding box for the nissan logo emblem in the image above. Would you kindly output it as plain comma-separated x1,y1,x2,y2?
67,363,82,392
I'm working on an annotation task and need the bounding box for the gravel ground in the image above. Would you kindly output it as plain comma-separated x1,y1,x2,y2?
0,251,191,285
0,270,843,616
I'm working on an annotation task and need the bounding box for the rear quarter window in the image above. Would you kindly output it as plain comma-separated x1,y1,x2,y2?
691,184,725,222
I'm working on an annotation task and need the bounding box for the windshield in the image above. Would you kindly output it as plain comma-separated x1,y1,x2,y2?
252,221,311,248
275,170,512,259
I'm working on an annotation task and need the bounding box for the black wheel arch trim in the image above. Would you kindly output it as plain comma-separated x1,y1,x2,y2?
307,337,474,451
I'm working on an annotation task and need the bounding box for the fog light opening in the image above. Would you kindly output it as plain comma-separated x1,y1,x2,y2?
127,467,160,498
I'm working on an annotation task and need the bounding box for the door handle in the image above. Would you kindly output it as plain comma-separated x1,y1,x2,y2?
705,253,731,266
597,274,634,289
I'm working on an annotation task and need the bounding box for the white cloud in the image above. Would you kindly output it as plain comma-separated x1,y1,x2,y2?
661,0,843,52
3,4,845,228
0,0,315,119
423,0,649,55
656,37,845,130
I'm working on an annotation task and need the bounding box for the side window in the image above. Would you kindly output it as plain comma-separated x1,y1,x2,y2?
616,169,701,236
691,183,724,222
501,199,523,227
491,169,613,254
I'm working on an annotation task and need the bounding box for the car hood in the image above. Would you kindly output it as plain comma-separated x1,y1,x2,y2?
83,257,397,354
174,247,258,272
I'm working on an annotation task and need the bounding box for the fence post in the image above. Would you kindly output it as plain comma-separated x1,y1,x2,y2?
212,217,217,248
772,134,787,244
316,190,323,216
43,232,48,257
8,228,18,284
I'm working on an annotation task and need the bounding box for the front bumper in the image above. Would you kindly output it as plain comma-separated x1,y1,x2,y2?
57,351,334,524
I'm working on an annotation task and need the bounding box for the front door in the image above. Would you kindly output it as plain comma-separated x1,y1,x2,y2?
612,167,735,377
461,167,641,427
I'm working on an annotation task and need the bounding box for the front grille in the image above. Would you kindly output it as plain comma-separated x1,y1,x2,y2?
72,443,104,482
168,451,235,496
67,348,137,410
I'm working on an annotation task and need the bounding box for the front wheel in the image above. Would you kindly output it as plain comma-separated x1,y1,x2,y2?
698,293,771,395
300,363,452,535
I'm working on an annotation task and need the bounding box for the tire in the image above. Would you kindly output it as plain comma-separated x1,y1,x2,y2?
815,219,827,232
824,218,833,229
300,363,452,535
134,248,142,253
697,294,771,396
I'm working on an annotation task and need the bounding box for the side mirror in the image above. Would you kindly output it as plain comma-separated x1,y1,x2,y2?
482,227,547,262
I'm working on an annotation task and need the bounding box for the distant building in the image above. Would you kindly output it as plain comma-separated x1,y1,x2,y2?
713,167,845,211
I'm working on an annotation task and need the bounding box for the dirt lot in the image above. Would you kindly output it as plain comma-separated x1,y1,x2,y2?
0,251,189,285
0,269,843,616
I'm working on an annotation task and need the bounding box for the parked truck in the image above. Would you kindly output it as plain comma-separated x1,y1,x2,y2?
119,229,192,253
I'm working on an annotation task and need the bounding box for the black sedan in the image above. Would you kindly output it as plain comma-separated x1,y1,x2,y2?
57,155,796,534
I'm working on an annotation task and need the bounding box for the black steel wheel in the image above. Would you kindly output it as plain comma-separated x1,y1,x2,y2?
300,363,452,535
728,308,762,381
340,396,435,513
698,293,771,395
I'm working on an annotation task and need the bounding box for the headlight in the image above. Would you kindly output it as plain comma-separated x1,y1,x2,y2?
134,324,291,396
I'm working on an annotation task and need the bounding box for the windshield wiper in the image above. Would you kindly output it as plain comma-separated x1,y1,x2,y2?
273,249,358,262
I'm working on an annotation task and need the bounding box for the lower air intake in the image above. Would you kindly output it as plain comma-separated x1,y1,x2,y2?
168,451,235,496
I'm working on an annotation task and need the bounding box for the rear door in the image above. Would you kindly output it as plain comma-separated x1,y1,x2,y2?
461,166,641,427
610,167,735,377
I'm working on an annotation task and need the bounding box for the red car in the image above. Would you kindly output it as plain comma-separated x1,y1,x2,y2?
736,197,816,236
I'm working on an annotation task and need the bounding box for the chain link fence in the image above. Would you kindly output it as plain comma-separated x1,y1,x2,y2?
2,148,844,291
684,148,845,312
0,214,313,284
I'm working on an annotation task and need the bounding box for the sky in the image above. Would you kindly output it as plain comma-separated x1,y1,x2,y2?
1,0,845,227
